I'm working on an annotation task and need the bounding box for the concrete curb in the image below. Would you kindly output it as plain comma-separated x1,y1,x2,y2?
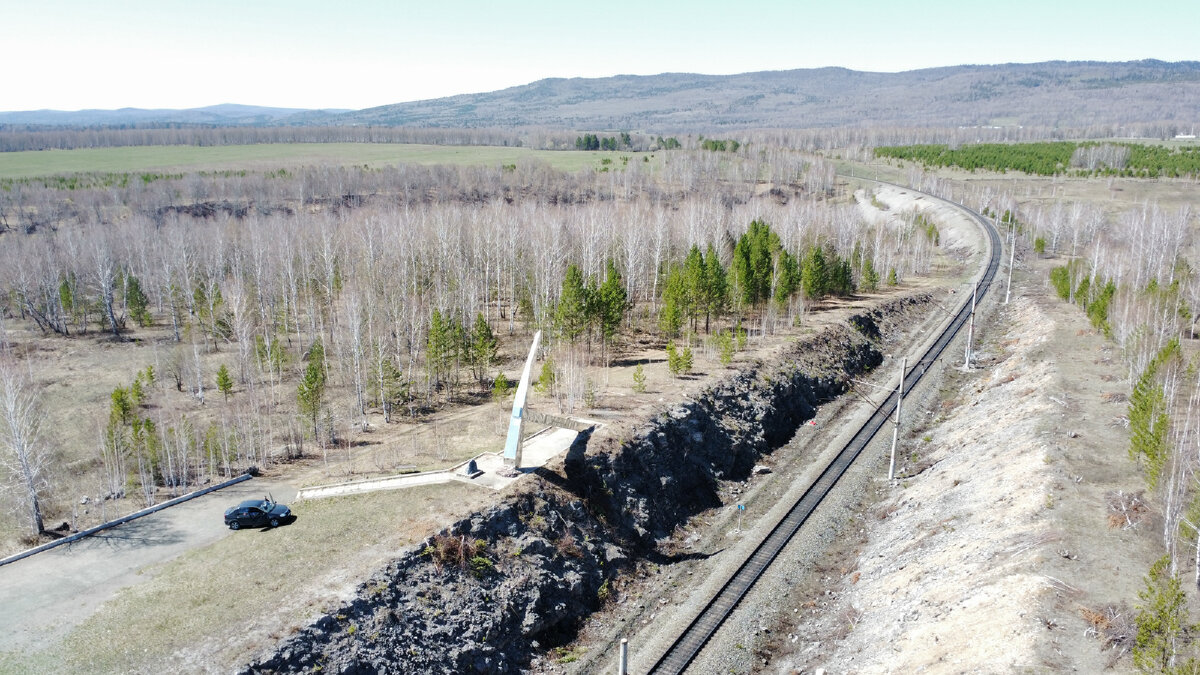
0,473,253,568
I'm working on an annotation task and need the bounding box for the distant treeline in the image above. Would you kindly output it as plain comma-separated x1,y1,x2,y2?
699,137,741,152
0,125,602,153
5,122,1195,156
874,141,1200,178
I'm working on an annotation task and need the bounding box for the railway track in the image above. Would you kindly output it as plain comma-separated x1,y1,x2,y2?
646,182,1003,674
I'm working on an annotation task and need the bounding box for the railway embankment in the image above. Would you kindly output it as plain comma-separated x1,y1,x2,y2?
244,294,932,674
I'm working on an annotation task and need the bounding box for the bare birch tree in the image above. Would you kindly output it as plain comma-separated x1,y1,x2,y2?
0,355,50,536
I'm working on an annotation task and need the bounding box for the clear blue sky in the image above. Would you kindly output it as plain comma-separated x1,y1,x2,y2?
0,0,1194,112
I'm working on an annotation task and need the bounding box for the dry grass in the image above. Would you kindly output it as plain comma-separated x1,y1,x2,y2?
555,533,583,558
1080,606,1110,631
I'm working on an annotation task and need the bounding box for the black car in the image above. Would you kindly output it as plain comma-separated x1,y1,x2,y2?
224,497,292,530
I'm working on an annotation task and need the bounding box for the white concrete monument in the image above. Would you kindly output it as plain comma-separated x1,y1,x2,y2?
502,330,541,468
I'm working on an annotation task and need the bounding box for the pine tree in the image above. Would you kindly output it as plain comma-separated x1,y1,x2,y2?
216,364,233,401
659,266,687,338
467,313,498,385
1087,280,1117,336
772,248,801,306
535,360,556,394
297,341,327,441
732,220,799,314
129,375,146,407
597,260,628,339
595,260,628,365
125,273,152,327
378,358,408,423
492,372,511,403
427,309,459,392
110,386,134,426
702,245,729,332
1128,339,1179,488
632,363,647,393
680,345,694,375
717,330,735,365
861,256,880,291
1134,556,1191,672
683,246,706,332
732,220,774,308
666,341,682,377
801,245,829,300
555,264,591,343
830,256,855,297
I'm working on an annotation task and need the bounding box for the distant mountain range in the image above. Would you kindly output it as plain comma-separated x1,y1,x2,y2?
4,60,1199,132
0,103,347,128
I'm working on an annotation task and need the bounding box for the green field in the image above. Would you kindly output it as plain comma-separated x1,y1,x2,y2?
0,143,636,179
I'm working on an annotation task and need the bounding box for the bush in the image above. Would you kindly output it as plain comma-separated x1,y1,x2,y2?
423,534,492,575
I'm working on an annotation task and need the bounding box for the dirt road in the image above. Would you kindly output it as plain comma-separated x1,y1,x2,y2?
0,478,295,653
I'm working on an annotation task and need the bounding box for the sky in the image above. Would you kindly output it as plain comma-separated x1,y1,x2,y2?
0,0,1195,112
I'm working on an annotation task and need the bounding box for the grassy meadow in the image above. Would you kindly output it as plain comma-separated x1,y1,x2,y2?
0,142,637,179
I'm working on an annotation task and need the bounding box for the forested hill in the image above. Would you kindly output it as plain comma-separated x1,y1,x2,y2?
318,60,1200,132
5,60,1199,133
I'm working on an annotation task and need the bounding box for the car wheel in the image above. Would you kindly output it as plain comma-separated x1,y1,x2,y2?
270,518,280,528
229,521,240,530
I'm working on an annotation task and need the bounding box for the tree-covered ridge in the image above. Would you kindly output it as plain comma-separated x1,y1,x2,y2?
875,141,1200,178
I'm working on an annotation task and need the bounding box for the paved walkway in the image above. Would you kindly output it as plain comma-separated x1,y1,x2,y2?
296,426,588,500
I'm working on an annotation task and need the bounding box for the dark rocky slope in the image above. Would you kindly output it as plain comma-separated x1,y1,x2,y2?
244,295,930,674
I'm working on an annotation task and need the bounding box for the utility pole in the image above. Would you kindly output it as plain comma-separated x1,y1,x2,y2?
963,283,977,370
888,357,906,481
1005,221,1016,305
618,638,629,675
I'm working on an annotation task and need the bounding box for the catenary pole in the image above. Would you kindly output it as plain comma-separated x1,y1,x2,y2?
964,283,977,370
888,357,906,480
1005,221,1016,305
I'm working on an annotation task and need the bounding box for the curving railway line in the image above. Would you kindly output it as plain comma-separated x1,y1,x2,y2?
646,181,1003,674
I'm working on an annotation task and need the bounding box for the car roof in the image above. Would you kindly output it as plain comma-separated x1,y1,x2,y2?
236,499,268,508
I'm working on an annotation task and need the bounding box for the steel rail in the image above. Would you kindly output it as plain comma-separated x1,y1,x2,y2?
646,180,1002,674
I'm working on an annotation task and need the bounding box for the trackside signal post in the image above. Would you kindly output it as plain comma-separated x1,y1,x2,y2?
503,330,542,469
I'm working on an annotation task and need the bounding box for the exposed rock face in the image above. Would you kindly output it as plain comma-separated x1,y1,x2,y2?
244,298,926,674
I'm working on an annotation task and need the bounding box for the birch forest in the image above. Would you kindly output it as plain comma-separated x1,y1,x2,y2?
0,146,941,538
